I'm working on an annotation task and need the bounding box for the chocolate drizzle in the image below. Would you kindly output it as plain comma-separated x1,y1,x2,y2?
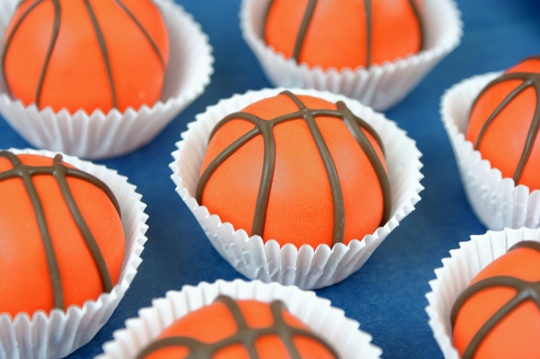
196,91,391,246
470,56,540,184
1,0,166,109
450,240,540,359
136,295,341,359
0,151,121,310
263,0,425,68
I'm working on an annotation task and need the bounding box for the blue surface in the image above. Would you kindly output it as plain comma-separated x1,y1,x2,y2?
1,0,539,358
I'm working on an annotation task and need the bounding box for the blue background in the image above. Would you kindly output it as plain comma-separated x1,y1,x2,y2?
1,0,539,358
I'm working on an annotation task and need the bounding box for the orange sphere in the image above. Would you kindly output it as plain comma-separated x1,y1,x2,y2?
451,241,540,359
263,0,425,70
0,151,125,316
2,0,169,113
466,56,540,190
197,91,391,248
136,296,339,359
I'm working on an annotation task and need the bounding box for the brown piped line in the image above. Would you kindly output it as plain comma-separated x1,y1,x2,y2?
197,91,391,245
364,0,372,67
1,0,45,99
83,0,118,109
135,295,340,359
0,151,121,309
292,0,317,62
450,241,540,359
113,0,166,68
472,71,540,184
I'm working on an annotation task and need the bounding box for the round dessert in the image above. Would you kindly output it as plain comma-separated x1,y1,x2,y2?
1,0,169,113
0,150,125,316
196,90,391,248
136,295,340,359
451,240,540,359
466,55,540,190
263,0,425,70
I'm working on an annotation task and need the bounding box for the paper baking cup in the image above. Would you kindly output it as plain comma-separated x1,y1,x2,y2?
441,72,540,230
0,0,213,159
98,279,382,359
170,88,423,289
425,227,540,359
0,148,149,359
240,0,462,111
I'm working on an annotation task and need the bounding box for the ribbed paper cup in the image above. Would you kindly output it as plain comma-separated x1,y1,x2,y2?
240,0,462,111
440,72,540,230
170,88,423,290
0,148,149,359
98,279,382,359
0,0,213,159
425,227,540,359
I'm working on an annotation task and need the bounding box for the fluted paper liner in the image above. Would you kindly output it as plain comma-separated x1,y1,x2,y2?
0,148,149,359
98,279,382,359
0,0,213,159
170,88,423,289
425,227,540,359
240,0,462,111
441,72,540,230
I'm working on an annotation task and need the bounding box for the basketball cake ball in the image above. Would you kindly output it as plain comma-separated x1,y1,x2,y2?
451,240,540,359
263,0,425,70
136,295,340,359
1,0,169,113
0,150,125,316
197,90,391,248
466,56,540,190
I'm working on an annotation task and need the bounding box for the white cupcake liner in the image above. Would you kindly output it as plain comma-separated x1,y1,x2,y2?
97,279,382,359
440,72,540,230
170,87,423,289
0,148,149,359
0,0,213,159
240,0,462,111
425,227,540,359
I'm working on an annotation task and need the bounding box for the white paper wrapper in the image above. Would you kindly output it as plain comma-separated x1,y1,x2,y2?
0,0,213,159
0,148,149,359
170,88,423,289
440,72,540,230
425,227,540,359
240,0,462,111
97,279,382,359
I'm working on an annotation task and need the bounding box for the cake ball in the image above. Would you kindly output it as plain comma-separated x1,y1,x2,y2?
172,88,423,289
466,56,540,190
0,150,125,316
451,240,540,359
136,295,340,359
98,280,382,359
196,90,391,248
1,0,169,114
263,0,425,70
0,148,148,359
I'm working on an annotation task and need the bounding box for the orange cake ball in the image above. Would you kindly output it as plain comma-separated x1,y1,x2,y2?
0,151,125,317
263,0,425,70
1,0,169,114
451,241,540,359
136,295,340,359
466,56,540,190
197,91,391,248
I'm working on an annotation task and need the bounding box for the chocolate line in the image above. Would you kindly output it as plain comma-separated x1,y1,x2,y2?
83,0,118,109
135,295,341,359
114,0,165,68
471,69,540,184
263,0,425,68
197,91,391,245
1,0,46,99
450,240,540,359
0,151,121,310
